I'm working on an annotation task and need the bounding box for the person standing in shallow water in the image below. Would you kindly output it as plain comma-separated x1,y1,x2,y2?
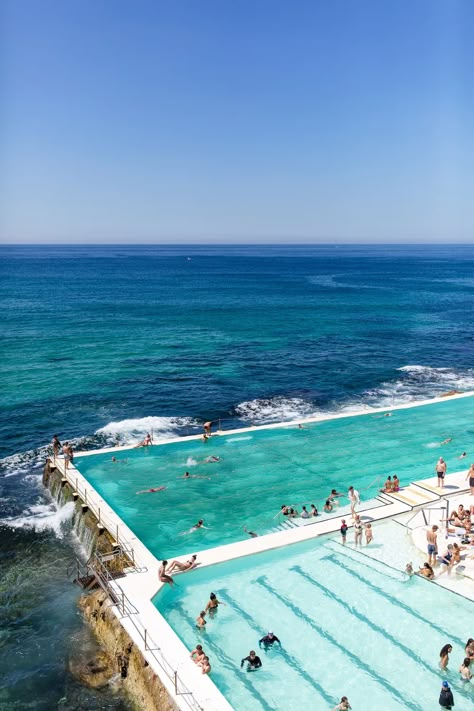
439,680,454,709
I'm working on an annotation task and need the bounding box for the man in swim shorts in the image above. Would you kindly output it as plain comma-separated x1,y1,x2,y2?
435,457,447,489
426,525,439,567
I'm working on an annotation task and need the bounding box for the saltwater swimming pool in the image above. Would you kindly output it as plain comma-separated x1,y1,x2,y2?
74,396,473,558
155,523,474,711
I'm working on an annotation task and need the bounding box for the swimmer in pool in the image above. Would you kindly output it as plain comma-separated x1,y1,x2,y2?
240,650,262,671
179,471,211,480
441,438,453,445
204,455,221,463
458,452,467,459
136,486,167,494
244,526,258,538
205,592,226,617
180,519,210,535
323,500,333,513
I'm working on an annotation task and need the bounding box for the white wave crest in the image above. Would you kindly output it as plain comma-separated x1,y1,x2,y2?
235,396,316,424
398,365,450,374
3,501,75,538
96,415,199,444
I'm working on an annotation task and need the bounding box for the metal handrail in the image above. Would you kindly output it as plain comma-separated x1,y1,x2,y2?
52,458,145,570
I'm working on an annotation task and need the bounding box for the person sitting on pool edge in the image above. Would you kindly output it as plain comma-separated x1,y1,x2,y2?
259,631,281,651
240,650,262,671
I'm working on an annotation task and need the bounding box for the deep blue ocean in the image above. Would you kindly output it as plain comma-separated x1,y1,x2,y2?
1,244,474,709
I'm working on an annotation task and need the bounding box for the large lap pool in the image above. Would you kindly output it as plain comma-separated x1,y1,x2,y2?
155,525,474,710
74,396,473,558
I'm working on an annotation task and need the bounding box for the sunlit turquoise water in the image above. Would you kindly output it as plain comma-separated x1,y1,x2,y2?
155,522,474,711
2,244,474,709
75,395,473,558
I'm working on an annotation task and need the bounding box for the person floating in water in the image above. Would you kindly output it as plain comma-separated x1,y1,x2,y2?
441,438,453,445
167,554,198,574
329,489,343,503
244,526,258,537
134,433,152,448
258,631,281,651
323,500,333,513
204,455,221,463
240,650,262,671
180,471,210,480
332,697,351,711
405,562,414,576
136,486,166,494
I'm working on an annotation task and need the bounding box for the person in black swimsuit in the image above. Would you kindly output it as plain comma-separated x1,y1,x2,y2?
240,650,262,671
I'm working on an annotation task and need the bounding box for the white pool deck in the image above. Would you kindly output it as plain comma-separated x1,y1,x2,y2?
53,392,474,711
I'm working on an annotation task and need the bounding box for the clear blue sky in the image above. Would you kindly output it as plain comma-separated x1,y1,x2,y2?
2,0,473,243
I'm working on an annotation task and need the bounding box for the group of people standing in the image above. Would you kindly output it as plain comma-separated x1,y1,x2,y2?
51,435,74,470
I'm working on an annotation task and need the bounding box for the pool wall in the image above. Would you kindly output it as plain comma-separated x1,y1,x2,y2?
45,392,474,711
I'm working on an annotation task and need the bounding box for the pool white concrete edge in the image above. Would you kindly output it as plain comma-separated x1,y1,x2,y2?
53,451,473,711
74,390,474,457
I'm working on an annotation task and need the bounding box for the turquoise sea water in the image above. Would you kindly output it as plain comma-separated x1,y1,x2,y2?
155,522,474,711
2,244,474,709
76,395,473,558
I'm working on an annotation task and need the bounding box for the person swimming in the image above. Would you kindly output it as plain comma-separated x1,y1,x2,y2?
204,455,221,463
180,519,210,535
180,471,210,480
323,499,333,513
244,526,258,538
136,486,166,494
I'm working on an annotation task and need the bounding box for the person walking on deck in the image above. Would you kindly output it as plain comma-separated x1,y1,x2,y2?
427,525,439,567
348,486,360,517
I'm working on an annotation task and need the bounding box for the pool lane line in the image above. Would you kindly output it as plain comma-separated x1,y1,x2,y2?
219,589,335,707
171,601,275,711
255,575,424,711
323,553,466,648
290,564,474,698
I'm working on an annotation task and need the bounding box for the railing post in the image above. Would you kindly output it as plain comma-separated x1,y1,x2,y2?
144,628,147,650
122,591,125,615
116,524,119,544
98,508,101,524
174,671,178,695
84,489,88,505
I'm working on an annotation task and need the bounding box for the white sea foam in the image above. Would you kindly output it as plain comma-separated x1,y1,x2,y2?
186,456,198,467
96,415,199,444
4,501,75,538
235,396,316,424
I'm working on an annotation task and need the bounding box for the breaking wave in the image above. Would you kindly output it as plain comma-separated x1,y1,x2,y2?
3,501,75,538
235,396,317,424
233,366,474,425
96,415,200,445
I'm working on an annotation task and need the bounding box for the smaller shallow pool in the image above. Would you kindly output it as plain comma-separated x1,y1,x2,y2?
155,522,474,711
